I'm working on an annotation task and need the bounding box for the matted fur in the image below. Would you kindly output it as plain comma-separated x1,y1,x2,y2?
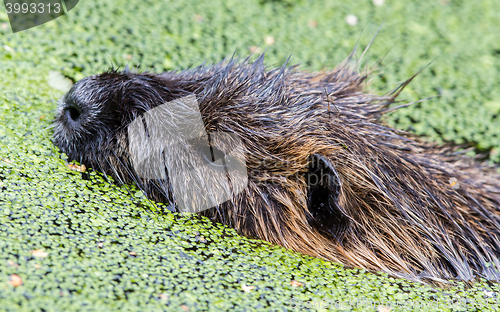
53,54,500,284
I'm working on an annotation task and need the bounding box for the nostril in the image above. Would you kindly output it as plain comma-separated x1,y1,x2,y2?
65,107,81,122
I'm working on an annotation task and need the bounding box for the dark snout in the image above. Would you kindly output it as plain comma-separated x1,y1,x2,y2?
61,95,86,127
52,77,108,165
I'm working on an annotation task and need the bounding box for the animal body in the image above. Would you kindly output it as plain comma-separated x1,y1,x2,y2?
53,54,500,283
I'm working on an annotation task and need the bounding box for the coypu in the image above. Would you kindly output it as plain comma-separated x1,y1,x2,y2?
53,53,500,284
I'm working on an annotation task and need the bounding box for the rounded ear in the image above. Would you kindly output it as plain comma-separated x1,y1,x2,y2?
305,154,350,243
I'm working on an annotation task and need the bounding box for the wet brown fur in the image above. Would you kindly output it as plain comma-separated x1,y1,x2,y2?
53,54,500,284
